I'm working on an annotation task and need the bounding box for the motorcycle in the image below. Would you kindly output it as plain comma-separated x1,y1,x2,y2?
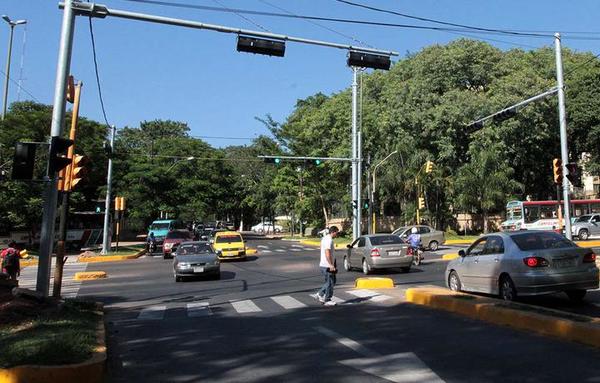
407,246,424,266
147,241,157,254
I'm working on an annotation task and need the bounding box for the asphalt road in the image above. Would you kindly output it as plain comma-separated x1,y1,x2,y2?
75,237,600,382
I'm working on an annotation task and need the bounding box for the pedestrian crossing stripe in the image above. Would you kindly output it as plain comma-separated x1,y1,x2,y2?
138,305,166,320
230,299,261,313
271,295,306,309
187,302,212,317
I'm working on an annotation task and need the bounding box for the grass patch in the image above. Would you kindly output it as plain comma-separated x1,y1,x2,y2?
0,300,101,368
98,244,145,257
445,233,480,241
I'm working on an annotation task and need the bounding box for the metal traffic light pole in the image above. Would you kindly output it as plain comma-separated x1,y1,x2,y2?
37,0,75,295
101,125,116,254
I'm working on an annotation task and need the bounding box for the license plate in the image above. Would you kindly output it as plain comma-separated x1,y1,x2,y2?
193,267,204,273
387,251,400,256
554,258,576,268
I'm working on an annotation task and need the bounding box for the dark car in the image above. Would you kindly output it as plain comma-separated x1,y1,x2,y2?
163,230,193,259
173,242,220,282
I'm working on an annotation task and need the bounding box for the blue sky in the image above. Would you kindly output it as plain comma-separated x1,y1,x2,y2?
3,0,600,147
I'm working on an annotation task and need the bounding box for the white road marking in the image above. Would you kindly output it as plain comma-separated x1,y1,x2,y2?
257,245,269,249
230,299,262,313
310,293,345,304
370,294,392,302
137,305,166,320
315,326,444,382
275,249,286,253
346,289,379,298
187,302,211,317
303,247,316,250
261,250,273,253
290,248,301,252
291,244,304,248
271,295,307,309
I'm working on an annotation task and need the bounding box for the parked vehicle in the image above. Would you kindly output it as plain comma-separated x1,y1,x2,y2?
571,214,600,240
393,225,445,251
211,231,246,260
173,242,220,282
251,222,283,234
344,234,413,275
445,231,598,301
163,230,194,259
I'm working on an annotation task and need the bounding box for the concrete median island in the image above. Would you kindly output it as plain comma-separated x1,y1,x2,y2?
406,287,600,348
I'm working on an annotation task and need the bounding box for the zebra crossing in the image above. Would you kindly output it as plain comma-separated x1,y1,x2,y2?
256,244,316,254
132,289,395,321
17,257,87,298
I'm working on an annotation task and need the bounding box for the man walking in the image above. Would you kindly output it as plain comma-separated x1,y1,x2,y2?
317,226,339,306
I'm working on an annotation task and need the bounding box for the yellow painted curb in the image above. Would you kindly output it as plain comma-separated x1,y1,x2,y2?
576,240,600,248
246,248,258,255
0,308,106,383
19,259,38,269
299,239,349,249
74,271,107,281
442,253,458,261
406,287,600,348
77,248,146,263
355,277,394,289
445,239,475,245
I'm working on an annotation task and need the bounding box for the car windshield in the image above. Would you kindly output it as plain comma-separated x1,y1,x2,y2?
177,244,212,255
150,223,170,230
370,235,404,246
392,227,407,235
166,231,189,239
511,232,575,251
216,235,242,243
575,215,592,223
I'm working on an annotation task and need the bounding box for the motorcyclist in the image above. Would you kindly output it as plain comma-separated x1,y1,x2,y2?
406,227,421,256
147,232,157,252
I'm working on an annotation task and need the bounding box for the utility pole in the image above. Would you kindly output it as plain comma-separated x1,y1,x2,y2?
554,33,573,240
351,66,360,240
2,16,27,120
36,0,75,296
101,125,116,254
53,80,81,298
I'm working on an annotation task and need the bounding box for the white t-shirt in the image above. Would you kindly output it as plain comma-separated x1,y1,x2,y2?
320,234,335,268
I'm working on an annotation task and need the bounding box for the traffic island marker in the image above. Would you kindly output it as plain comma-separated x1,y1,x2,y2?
441,253,458,261
406,287,600,348
74,271,107,281
355,277,394,289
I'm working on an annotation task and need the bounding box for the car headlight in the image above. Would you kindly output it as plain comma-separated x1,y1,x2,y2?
215,250,222,255
177,262,191,269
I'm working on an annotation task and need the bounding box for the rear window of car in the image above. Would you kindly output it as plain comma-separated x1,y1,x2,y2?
370,236,404,246
166,231,190,239
178,244,212,254
511,232,576,251
216,235,242,243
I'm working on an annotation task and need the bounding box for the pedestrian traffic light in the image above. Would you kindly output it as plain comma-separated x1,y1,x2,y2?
425,160,434,173
552,158,562,184
566,162,582,187
68,154,89,190
493,108,517,123
11,142,37,180
363,200,369,209
263,157,282,165
48,136,74,174
351,200,358,210
418,197,425,209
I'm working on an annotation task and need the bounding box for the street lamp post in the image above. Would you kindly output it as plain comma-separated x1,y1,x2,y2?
2,15,26,120
165,156,195,172
371,150,398,234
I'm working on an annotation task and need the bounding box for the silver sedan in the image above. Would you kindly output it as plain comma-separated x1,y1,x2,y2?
445,231,599,301
344,234,413,274
173,242,220,282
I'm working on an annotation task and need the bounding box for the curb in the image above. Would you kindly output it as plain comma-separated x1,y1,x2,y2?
577,240,600,248
77,248,146,263
445,239,475,245
441,253,458,261
19,259,39,269
355,277,394,289
246,248,258,255
298,239,349,249
0,304,106,383
74,271,107,281
405,287,600,348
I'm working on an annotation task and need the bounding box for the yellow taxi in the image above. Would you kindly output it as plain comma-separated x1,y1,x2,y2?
211,231,246,260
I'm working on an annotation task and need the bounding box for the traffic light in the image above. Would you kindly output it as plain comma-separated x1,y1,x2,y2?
566,162,582,187
115,196,126,211
363,199,369,209
48,136,74,174
418,197,425,209
68,154,89,190
467,121,484,131
11,142,37,180
552,158,562,184
237,36,286,57
493,108,517,123
351,200,358,210
425,160,434,173
263,157,282,165
347,51,391,71
66,75,75,103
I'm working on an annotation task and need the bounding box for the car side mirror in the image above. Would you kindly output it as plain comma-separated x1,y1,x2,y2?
458,250,466,258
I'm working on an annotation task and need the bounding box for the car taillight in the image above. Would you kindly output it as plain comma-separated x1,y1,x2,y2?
523,257,549,267
370,248,380,257
583,252,597,263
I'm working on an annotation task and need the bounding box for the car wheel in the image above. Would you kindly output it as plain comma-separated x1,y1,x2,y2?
429,241,439,251
401,266,411,273
343,256,351,272
448,271,461,292
578,229,589,241
566,289,586,302
362,259,371,275
499,275,517,301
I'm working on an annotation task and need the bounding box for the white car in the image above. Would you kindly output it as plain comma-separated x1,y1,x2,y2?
251,222,283,234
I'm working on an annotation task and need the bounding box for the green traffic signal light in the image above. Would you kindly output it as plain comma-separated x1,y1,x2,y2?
314,159,321,165
274,158,281,164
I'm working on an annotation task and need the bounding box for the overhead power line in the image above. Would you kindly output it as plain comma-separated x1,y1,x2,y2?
88,17,111,128
0,68,41,103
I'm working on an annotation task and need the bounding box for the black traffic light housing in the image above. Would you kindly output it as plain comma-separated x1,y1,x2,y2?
493,108,517,123
347,51,391,70
48,136,74,174
263,157,282,165
237,36,285,57
566,162,582,187
11,142,37,180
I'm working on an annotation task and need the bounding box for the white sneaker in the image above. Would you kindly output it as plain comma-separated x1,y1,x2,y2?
317,293,326,303
323,300,337,306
